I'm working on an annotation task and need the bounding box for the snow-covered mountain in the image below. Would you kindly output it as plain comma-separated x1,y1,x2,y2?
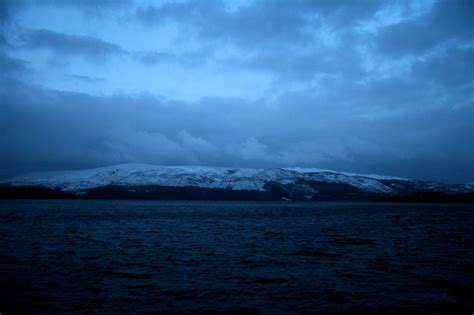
1,163,473,201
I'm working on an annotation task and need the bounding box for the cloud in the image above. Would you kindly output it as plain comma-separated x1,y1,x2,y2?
136,50,211,67
0,0,28,25
0,53,31,75
0,33,8,47
227,47,364,82
411,47,474,88
30,0,134,18
68,74,105,84
1,0,473,183
130,0,384,85
376,0,474,55
0,0,133,24
1,78,473,182
135,0,384,50
20,29,123,62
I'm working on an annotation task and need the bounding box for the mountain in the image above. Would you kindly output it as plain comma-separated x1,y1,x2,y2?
1,163,473,202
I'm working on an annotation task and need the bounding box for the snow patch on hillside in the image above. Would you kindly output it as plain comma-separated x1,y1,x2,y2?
285,167,408,181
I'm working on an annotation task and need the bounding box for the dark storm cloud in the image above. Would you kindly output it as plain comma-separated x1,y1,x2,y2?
0,80,236,175
1,78,473,182
20,29,123,62
377,0,474,55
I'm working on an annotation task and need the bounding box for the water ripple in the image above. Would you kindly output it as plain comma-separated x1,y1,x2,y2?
0,200,473,314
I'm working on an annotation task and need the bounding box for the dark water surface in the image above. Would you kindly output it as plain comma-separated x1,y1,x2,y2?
0,200,473,314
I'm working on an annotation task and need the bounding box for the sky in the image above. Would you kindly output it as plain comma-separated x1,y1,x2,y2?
0,0,473,183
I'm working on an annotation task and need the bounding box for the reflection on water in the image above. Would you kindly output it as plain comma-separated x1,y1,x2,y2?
0,200,473,314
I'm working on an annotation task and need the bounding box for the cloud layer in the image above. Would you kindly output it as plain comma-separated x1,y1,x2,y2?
0,0,473,183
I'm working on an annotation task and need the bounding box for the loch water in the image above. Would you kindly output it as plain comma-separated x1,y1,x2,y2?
0,200,473,314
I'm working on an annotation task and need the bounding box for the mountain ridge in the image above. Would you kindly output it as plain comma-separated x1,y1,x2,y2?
1,163,473,201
